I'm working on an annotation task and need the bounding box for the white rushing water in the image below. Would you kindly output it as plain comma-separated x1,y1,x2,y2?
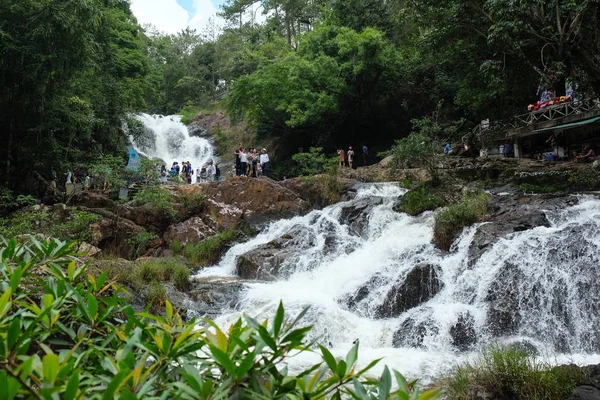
194,183,600,381
130,113,215,169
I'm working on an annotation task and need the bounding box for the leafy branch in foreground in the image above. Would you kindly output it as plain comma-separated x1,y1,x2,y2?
0,237,444,399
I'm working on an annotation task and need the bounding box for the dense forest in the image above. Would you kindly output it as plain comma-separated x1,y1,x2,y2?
2,0,600,190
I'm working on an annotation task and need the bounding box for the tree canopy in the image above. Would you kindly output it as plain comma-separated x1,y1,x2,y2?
2,0,600,188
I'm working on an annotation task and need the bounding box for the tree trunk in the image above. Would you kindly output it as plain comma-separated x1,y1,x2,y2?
5,120,14,187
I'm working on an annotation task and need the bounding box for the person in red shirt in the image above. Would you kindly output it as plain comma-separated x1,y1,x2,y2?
338,148,345,167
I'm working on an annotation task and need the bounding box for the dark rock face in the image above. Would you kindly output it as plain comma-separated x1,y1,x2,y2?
569,364,600,400
468,194,578,265
339,197,383,237
186,277,246,320
163,217,218,246
376,263,443,318
450,312,477,351
485,262,524,336
235,225,315,280
392,316,439,348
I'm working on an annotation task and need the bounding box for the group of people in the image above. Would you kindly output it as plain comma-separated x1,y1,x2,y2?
337,145,369,168
167,160,221,184
234,146,269,178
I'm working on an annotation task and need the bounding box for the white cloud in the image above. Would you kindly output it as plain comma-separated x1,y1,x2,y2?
131,0,267,36
130,0,191,34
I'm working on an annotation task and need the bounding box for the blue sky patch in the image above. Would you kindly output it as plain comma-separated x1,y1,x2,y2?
177,0,225,16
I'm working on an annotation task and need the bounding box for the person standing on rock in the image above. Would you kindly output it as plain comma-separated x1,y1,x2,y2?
234,144,242,176
260,148,270,178
362,144,369,166
347,146,355,169
240,148,248,177
338,147,345,167
251,148,259,177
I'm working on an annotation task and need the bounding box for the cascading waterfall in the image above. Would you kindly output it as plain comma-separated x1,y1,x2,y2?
194,183,600,381
130,113,214,169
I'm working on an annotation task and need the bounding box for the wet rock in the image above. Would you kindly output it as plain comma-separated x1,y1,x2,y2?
376,263,443,318
163,217,217,246
187,277,246,320
450,312,477,351
570,386,600,400
339,197,383,237
235,246,290,280
468,194,578,265
485,262,524,336
392,316,439,348
279,177,358,208
345,275,385,311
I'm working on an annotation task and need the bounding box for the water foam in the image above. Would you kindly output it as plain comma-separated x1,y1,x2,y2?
131,113,215,169
194,184,600,381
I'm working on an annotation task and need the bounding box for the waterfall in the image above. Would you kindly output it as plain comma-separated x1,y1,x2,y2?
194,183,600,381
130,113,215,169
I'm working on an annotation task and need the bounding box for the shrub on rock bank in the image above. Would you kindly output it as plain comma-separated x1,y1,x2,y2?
395,184,447,216
0,238,443,399
433,191,491,251
443,346,583,400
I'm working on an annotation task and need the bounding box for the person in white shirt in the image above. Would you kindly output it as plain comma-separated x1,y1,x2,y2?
260,148,270,178
240,148,248,176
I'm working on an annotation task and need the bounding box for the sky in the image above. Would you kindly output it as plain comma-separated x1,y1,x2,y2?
130,0,223,34
130,0,266,35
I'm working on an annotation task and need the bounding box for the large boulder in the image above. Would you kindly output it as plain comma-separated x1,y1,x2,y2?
339,197,383,237
279,177,357,208
187,277,246,320
450,312,477,351
468,194,578,265
235,225,316,280
484,262,524,336
163,216,218,246
376,263,443,318
175,178,312,230
392,315,439,348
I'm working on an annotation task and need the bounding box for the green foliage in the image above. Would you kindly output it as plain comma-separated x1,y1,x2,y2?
395,185,447,216
184,230,237,266
88,155,127,193
0,208,100,243
569,166,600,191
92,257,191,300
1,0,150,188
292,147,337,176
518,183,566,194
0,188,37,216
433,191,491,250
147,281,167,309
388,117,452,182
179,102,202,125
180,191,207,214
0,238,443,399
126,230,159,259
170,239,184,255
134,185,176,216
444,346,583,400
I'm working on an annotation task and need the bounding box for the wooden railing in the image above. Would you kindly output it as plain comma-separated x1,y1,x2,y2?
472,99,600,142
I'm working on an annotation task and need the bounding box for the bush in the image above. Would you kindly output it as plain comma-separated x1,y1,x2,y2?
444,346,583,400
180,191,207,214
92,257,191,295
569,166,600,190
173,265,191,291
169,239,183,255
184,229,237,265
433,191,490,250
0,208,100,243
134,185,176,216
147,281,167,308
0,187,37,216
0,237,443,400
126,230,159,258
395,185,446,216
